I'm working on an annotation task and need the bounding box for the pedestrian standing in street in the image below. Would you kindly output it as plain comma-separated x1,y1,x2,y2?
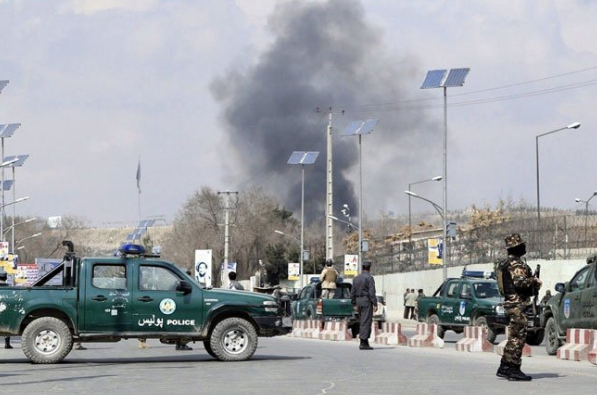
228,271,245,291
496,233,541,381
319,259,338,299
405,289,417,320
351,261,378,350
403,288,410,319
0,271,12,349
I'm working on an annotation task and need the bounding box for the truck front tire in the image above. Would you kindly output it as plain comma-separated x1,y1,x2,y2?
209,317,258,362
545,317,561,355
22,317,73,364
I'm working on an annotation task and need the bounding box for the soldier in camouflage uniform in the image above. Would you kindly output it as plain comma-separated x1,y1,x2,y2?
496,233,542,381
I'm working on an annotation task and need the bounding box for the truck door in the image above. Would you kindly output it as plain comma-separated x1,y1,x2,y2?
83,262,132,331
457,282,474,325
294,286,314,319
579,265,597,328
438,280,461,324
559,265,590,331
132,264,202,334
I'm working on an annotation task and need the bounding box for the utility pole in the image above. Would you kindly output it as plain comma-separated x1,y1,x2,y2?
218,190,238,286
317,107,343,261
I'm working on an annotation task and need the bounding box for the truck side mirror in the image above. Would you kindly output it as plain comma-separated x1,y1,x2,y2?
555,282,565,293
176,280,192,294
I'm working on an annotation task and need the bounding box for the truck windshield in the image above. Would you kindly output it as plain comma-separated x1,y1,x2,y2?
473,282,500,299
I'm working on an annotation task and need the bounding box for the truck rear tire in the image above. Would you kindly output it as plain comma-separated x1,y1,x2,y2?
474,316,497,344
209,317,258,362
22,317,73,364
545,317,561,355
426,314,445,339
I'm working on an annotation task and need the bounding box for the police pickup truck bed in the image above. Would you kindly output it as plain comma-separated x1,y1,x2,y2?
0,242,291,364
416,271,503,343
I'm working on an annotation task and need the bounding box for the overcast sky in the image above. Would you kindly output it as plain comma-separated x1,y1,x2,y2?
1,0,596,228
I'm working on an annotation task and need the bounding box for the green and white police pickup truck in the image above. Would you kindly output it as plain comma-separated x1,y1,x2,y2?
0,242,291,364
541,254,597,354
291,279,359,334
416,271,503,343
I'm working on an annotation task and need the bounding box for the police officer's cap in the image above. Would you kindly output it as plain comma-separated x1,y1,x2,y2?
504,233,525,249
362,261,372,270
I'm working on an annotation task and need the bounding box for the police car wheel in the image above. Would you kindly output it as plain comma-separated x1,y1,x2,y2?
426,314,445,339
210,317,258,362
545,317,561,355
22,317,73,364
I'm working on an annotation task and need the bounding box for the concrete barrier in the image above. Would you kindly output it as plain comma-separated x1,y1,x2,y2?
407,323,444,348
455,326,493,352
587,330,597,365
557,328,593,361
495,327,531,357
318,321,353,341
374,322,408,345
290,320,307,338
301,319,322,339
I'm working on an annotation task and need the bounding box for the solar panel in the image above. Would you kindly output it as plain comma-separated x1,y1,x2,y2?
420,69,447,89
0,123,21,139
443,68,470,87
0,81,8,95
3,155,29,167
287,151,305,165
145,219,155,227
342,119,378,136
301,151,319,164
0,180,13,191
125,233,135,241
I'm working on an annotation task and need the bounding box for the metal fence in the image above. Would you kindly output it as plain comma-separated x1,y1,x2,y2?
369,213,597,275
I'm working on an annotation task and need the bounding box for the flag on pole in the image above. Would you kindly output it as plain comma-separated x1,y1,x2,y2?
136,159,141,193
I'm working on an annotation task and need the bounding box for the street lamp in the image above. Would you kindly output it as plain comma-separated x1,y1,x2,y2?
0,123,21,239
404,191,444,219
4,154,29,248
536,122,581,258
408,176,442,243
3,217,36,239
342,119,377,273
327,215,360,231
421,68,470,279
286,151,319,288
16,232,41,246
575,191,597,248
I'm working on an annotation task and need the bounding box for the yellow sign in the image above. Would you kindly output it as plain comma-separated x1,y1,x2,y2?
344,254,358,277
428,238,443,265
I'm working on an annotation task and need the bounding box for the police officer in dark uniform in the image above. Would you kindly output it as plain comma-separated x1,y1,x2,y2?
496,233,541,381
0,271,12,349
351,261,377,350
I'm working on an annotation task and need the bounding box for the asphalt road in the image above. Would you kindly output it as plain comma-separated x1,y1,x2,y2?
1,331,596,395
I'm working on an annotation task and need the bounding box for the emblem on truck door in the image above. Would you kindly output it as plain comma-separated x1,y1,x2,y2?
159,298,176,315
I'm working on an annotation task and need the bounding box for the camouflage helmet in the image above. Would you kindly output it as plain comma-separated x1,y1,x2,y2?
504,233,525,249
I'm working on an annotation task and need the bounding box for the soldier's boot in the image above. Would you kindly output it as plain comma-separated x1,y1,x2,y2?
4,337,12,349
496,361,511,378
507,364,532,381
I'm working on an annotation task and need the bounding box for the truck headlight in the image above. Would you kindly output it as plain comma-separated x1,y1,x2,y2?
494,305,505,315
263,300,278,312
